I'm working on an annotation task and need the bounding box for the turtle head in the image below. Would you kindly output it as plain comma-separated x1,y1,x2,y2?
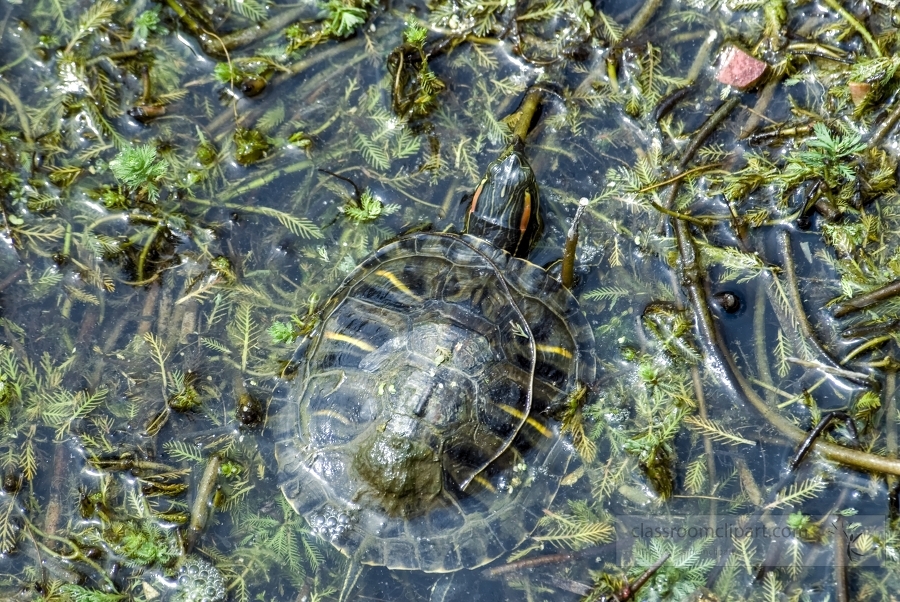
464,140,542,257
353,427,442,518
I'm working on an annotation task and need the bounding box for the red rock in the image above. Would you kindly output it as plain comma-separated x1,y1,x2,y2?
849,81,871,107
716,45,768,90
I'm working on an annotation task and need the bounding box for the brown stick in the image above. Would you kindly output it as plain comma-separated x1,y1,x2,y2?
186,455,221,550
870,100,900,148
618,553,670,601
0,266,24,292
136,281,161,337
887,371,898,498
834,515,849,602
483,550,577,577
833,277,900,318
218,6,313,52
561,198,589,289
678,96,741,171
622,0,662,40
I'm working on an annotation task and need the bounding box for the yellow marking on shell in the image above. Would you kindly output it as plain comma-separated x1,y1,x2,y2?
375,269,423,302
312,409,353,425
535,344,573,359
473,474,496,493
324,331,376,352
496,403,553,438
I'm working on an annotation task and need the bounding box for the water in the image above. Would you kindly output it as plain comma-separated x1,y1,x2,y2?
0,0,899,600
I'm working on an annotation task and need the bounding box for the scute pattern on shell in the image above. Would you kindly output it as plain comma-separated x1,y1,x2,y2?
273,232,595,572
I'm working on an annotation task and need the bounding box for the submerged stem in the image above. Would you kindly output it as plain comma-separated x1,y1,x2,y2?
678,220,900,475
622,0,662,40
870,100,900,148
219,6,312,51
778,230,841,368
820,0,882,58
136,225,163,283
833,277,900,318
677,96,741,171
0,81,33,143
665,91,900,474
561,197,588,289
512,88,543,141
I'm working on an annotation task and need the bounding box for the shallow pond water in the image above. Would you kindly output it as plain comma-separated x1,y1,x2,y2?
1,0,900,601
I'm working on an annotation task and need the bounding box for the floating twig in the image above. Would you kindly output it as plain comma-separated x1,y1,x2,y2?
318,168,362,199
615,553,670,602
740,78,779,139
218,6,313,52
870,100,900,148
842,319,900,339
0,266,24,292
187,455,221,550
637,164,725,194
785,357,872,384
841,334,893,365
789,411,860,470
561,198,589,289
483,550,579,577
677,96,741,171
833,277,900,318
0,80,33,144
652,86,692,122
834,514,849,602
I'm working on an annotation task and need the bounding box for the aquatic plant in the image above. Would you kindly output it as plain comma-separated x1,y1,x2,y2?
0,0,899,601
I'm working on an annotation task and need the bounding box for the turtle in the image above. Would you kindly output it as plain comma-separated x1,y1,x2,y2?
273,138,596,574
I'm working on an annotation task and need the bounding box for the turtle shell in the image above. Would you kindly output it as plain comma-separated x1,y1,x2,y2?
273,231,595,572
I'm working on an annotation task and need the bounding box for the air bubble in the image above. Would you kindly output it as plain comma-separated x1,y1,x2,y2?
174,557,226,602
310,505,358,541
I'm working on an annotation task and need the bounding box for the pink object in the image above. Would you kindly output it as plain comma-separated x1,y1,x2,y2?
716,45,768,90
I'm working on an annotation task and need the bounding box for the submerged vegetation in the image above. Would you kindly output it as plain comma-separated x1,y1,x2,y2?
0,0,900,600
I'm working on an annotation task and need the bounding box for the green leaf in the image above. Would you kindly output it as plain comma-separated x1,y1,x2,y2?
163,440,204,463
254,206,324,239
66,0,117,52
108,145,168,201
269,321,300,344
59,584,126,602
324,0,369,37
403,21,428,47
226,0,267,20
765,477,827,510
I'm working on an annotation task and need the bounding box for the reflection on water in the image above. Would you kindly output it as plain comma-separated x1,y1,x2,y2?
0,0,899,600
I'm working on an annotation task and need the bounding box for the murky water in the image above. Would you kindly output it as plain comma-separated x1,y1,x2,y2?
1,0,899,600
